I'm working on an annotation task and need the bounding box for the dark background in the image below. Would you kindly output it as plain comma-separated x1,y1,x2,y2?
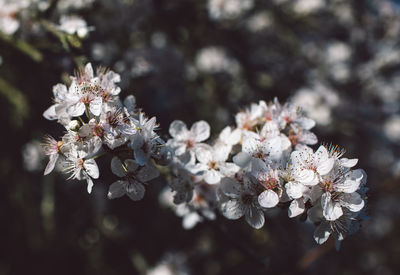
1,0,399,274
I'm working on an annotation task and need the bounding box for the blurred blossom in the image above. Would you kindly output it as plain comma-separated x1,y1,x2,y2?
195,47,240,75
57,15,94,38
246,11,272,32
147,252,190,275
293,0,324,14
324,42,351,82
292,82,339,126
326,42,351,64
151,32,167,49
57,0,95,11
22,140,45,172
383,115,400,143
208,0,254,20
0,0,29,35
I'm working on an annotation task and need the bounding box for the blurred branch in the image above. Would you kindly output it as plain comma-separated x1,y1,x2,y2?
0,33,43,62
0,76,29,128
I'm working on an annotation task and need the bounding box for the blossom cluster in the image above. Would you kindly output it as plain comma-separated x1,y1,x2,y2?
42,63,368,246
42,63,165,198
166,99,368,245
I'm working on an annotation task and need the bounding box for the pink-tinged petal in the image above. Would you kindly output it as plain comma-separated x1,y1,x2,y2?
336,169,364,193
321,192,343,221
126,182,145,201
169,120,188,139
44,154,58,175
89,97,102,116
340,192,365,212
220,200,245,220
191,120,210,142
245,207,265,229
204,169,221,184
108,180,127,199
285,181,304,199
84,159,99,179
288,199,305,218
258,190,279,208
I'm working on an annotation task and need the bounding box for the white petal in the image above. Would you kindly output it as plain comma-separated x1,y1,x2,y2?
336,169,364,193
84,159,99,179
288,199,305,218
126,182,145,201
124,95,136,113
86,177,94,194
183,213,201,229
110,157,126,177
43,105,57,120
191,120,210,142
295,169,318,186
85,63,94,78
219,162,240,177
340,192,365,212
314,222,331,244
316,158,334,176
44,154,58,175
220,200,245,220
233,152,252,168
107,180,127,199
258,190,279,208
245,207,265,229
169,120,188,139
89,97,102,116
204,169,221,184
220,177,242,197
67,102,85,117
195,144,213,164
285,181,304,199
296,117,316,130
321,192,343,221
340,158,358,168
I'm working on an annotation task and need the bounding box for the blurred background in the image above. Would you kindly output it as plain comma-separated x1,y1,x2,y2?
1,0,400,274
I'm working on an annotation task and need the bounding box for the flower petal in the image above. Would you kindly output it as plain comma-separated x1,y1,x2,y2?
288,199,305,218
169,120,188,139
107,180,127,199
126,182,145,201
258,189,279,208
89,97,102,116
191,120,210,142
245,207,265,229
110,157,126,177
